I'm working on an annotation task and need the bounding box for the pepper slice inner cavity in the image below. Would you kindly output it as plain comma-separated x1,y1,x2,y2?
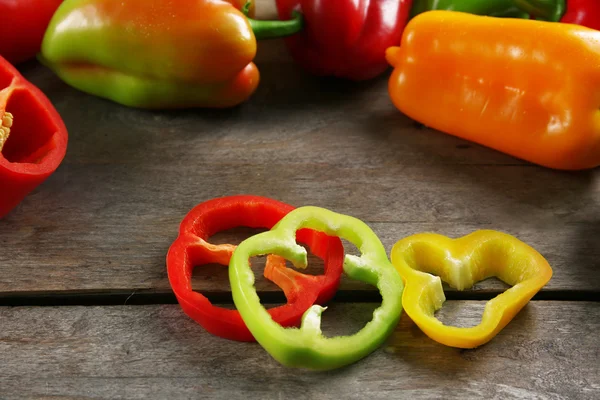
1,89,57,164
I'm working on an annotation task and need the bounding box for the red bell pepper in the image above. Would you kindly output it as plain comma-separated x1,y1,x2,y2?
0,0,64,65
0,55,68,218
275,0,413,81
561,0,600,30
166,195,344,342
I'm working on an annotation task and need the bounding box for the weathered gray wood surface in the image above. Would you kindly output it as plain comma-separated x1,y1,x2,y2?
0,1,598,398
0,302,598,399
0,18,598,296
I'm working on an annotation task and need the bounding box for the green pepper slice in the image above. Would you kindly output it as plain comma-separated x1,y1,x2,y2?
229,206,404,370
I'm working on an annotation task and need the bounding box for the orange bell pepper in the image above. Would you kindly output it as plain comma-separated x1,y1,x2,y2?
386,11,600,170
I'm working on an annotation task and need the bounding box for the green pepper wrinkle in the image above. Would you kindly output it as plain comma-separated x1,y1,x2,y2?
229,206,404,371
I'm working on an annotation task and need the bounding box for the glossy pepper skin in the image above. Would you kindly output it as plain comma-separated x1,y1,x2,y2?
275,0,413,81
387,11,600,170
230,206,404,370
0,55,68,218
390,231,552,348
410,0,565,20
39,0,267,109
561,0,600,30
0,0,63,65
166,195,344,342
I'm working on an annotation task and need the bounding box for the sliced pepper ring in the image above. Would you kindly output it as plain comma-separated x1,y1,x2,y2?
0,55,68,218
229,206,404,370
390,230,553,349
166,195,344,342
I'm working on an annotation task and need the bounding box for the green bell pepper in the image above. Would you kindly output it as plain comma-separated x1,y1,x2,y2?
229,206,405,370
38,0,303,109
410,0,565,21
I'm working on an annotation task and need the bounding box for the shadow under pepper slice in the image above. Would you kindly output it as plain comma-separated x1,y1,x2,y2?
0,55,68,218
390,230,553,349
229,206,404,370
39,0,303,109
166,195,344,342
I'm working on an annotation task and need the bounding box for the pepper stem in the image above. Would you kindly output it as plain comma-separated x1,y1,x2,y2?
242,1,304,40
0,112,13,152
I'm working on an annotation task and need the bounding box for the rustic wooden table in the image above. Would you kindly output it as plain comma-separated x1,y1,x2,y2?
1,2,599,399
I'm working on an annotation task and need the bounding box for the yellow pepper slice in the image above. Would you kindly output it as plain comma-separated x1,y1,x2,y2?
390,230,552,348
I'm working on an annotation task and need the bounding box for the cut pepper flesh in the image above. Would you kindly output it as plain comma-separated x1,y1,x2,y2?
166,195,344,342
0,54,68,218
390,230,553,348
230,206,404,370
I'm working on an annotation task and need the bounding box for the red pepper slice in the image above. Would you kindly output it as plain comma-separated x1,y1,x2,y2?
0,0,64,65
166,195,344,342
275,0,413,81
561,0,600,30
0,55,68,218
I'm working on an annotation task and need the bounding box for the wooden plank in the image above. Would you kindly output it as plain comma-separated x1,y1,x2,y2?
0,161,597,294
0,301,597,399
1,0,598,295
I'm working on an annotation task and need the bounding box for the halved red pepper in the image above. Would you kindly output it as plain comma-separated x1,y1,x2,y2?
166,195,344,342
275,0,413,81
0,0,64,65
0,55,68,218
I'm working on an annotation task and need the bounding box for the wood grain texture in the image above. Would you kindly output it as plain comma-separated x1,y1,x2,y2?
0,0,598,295
0,301,598,399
